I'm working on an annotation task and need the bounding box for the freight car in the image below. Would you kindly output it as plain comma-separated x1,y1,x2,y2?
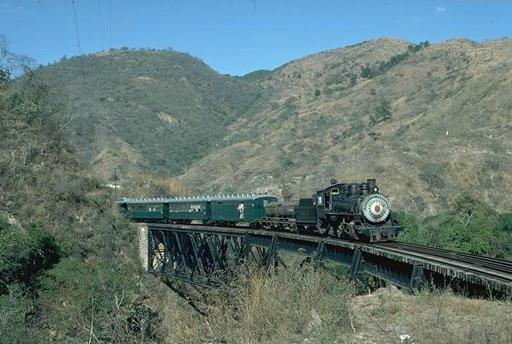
120,179,402,242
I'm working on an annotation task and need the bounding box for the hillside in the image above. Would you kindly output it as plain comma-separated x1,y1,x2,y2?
176,38,512,216
36,49,266,179
0,72,161,341
33,38,512,216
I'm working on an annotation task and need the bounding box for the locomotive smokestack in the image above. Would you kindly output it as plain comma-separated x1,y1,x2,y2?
330,178,338,185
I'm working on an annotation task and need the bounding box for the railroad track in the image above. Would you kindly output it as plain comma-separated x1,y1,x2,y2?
377,241,512,281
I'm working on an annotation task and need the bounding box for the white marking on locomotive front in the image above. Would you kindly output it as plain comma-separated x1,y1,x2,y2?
362,194,390,223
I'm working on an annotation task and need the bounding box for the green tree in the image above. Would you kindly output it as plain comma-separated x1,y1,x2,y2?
361,65,374,79
398,195,512,258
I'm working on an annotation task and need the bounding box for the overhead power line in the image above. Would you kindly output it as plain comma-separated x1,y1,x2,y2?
71,0,83,55
71,0,87,88
108,0,113,47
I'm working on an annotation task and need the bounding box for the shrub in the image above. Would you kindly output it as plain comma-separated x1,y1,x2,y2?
221,183,235,194
370,100,392,124
325,72,345,86
398,196,512,258
0,221,60,293
361,65,375,79
282,157,295,169
37,258,161,342
418,163,446,190
499,214,512,232
361,43,428,80
0,284,39,343
0,68,10,88
349,74,357,87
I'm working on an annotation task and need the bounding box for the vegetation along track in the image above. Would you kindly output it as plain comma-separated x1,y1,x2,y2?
377,241,512,281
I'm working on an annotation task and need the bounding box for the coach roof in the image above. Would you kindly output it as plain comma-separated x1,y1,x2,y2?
119,194,278,204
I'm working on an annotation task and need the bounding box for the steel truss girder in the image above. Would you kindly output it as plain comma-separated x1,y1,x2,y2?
146,224,512,296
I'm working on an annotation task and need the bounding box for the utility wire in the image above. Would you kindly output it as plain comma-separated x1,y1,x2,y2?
108,0,112,47
71,1,83,57
71,0,87,88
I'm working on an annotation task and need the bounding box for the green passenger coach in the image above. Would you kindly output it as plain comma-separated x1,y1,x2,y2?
119,194,278,224
209,195,277,222
121,199,168,221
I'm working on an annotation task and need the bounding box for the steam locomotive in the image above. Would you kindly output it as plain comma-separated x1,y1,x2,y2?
264,179,402,242
119,179,402,243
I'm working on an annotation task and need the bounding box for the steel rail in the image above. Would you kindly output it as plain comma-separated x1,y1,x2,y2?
377,242,512,274
374,243,512,282
379,241,512,265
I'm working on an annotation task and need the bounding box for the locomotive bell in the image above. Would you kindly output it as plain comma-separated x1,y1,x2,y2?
330,178,338,185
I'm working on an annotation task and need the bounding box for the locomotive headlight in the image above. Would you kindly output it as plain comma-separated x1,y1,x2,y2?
360,194,390,223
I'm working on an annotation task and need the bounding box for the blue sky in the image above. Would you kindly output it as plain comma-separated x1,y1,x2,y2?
1,0,511,75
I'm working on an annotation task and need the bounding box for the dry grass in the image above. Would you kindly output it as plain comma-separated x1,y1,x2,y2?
350,286,512,344
148,268,512,344
152,262,354,344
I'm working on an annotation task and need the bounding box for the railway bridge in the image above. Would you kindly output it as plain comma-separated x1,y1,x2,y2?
137,223,512,297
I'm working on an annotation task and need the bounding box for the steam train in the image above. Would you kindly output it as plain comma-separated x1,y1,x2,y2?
119,179,402,243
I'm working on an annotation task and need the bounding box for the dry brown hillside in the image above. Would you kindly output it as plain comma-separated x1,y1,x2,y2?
177,38,512,215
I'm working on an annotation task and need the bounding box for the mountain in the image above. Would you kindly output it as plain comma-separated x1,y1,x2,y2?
175,38,512,215
34,38,512,215
36,48,267,179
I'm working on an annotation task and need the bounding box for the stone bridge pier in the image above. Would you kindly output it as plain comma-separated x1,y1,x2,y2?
138,224,149,272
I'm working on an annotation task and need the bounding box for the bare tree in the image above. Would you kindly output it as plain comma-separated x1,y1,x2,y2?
0,36,35,78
